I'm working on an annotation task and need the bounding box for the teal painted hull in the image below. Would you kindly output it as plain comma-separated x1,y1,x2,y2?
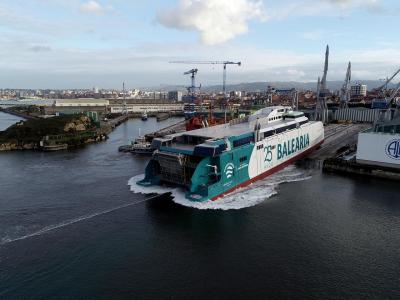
137,107,324,202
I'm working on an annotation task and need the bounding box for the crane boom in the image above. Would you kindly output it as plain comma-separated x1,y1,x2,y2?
377,67,400,91
171,61,241,66
388,81,400,105
171,60,241,123
340,62,351,108
170,60,241,95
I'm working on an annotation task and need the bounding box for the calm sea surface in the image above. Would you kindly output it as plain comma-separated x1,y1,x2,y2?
0,112,24,131
0,115,399,299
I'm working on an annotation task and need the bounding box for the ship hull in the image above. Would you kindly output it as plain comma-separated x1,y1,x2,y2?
185,121,324,202
137,106,324,203
210,140,323,201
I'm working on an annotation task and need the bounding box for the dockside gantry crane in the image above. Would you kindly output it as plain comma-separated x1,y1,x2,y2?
340,62,351,108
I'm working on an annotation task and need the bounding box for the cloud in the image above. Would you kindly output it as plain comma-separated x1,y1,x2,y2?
325,0,379,7
301,30,324,41
269,0,382,19
79,1,108,15
157,0,266,45
29,45,52,52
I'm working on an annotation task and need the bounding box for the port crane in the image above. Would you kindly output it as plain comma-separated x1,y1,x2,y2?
171,61,241,95
373,67,400,108
376,67,400,94
171,60,241,123
387,81,400,107
183,68,201,100
314,45,329,123
340,62,351,108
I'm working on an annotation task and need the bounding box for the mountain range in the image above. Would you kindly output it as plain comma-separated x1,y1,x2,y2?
149,80,395,93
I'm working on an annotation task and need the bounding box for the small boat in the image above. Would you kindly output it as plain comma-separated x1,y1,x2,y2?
156,112,169,122
141,112,148,121
130,136,154,155
118,144,133,152
42,143,68,151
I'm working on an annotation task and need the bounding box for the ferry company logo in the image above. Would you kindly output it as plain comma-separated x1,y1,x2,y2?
277,133,310,160
385,139,400,160
224,163,235,179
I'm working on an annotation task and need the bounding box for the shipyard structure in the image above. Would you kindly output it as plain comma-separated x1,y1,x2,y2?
357,114,400,169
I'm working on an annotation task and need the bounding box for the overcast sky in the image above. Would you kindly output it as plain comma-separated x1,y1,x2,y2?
1,0,399,89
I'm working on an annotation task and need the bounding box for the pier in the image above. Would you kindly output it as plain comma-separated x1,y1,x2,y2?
99,115,129,134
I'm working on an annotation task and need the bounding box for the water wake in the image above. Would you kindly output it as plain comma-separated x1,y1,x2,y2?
0,199,150,246
128,165,311,210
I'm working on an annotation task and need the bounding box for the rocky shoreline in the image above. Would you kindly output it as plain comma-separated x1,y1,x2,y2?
0,114,107,152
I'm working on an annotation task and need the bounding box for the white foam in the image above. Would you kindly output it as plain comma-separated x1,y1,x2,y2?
128,165,311,210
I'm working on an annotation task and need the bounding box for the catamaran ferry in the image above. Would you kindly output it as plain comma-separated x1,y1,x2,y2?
137,106,324,202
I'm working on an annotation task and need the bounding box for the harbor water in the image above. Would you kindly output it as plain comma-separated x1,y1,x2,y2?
0,116,399,299
0,112,24,131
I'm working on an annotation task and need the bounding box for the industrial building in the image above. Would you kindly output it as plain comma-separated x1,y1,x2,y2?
168,91,183,102
54,99,110,107
351,84,367,97
356,116,400,169
108,99,183,114
43,98,183,116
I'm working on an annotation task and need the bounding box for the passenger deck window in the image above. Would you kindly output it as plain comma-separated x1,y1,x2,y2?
239,156,248,163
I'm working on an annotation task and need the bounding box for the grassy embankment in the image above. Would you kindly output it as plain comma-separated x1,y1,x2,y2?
0,115,100,149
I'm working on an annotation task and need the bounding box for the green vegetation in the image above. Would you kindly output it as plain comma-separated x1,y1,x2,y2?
8,105,42,116
0,115,96,144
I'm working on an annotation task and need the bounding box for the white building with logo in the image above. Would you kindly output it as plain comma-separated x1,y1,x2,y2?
356,117,400,169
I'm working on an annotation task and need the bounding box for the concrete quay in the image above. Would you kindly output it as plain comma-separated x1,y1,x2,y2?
308,123,400,181
323,158,400,181
309,123,371,160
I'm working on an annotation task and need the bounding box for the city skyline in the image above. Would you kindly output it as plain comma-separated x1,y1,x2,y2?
1,0,399,88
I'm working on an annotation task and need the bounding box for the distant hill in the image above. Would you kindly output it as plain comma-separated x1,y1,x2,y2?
148,80,394,93
205,80,395,92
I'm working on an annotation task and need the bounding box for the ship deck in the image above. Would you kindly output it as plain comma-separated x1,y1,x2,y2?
175,117,312,140
184,122,253,139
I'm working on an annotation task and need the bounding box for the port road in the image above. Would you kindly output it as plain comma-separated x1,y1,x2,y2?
310,123,371,159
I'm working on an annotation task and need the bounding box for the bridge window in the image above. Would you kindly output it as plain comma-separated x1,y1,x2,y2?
300,120,308,126
276,127,286,134
233,136,254,148
264,131,274,138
